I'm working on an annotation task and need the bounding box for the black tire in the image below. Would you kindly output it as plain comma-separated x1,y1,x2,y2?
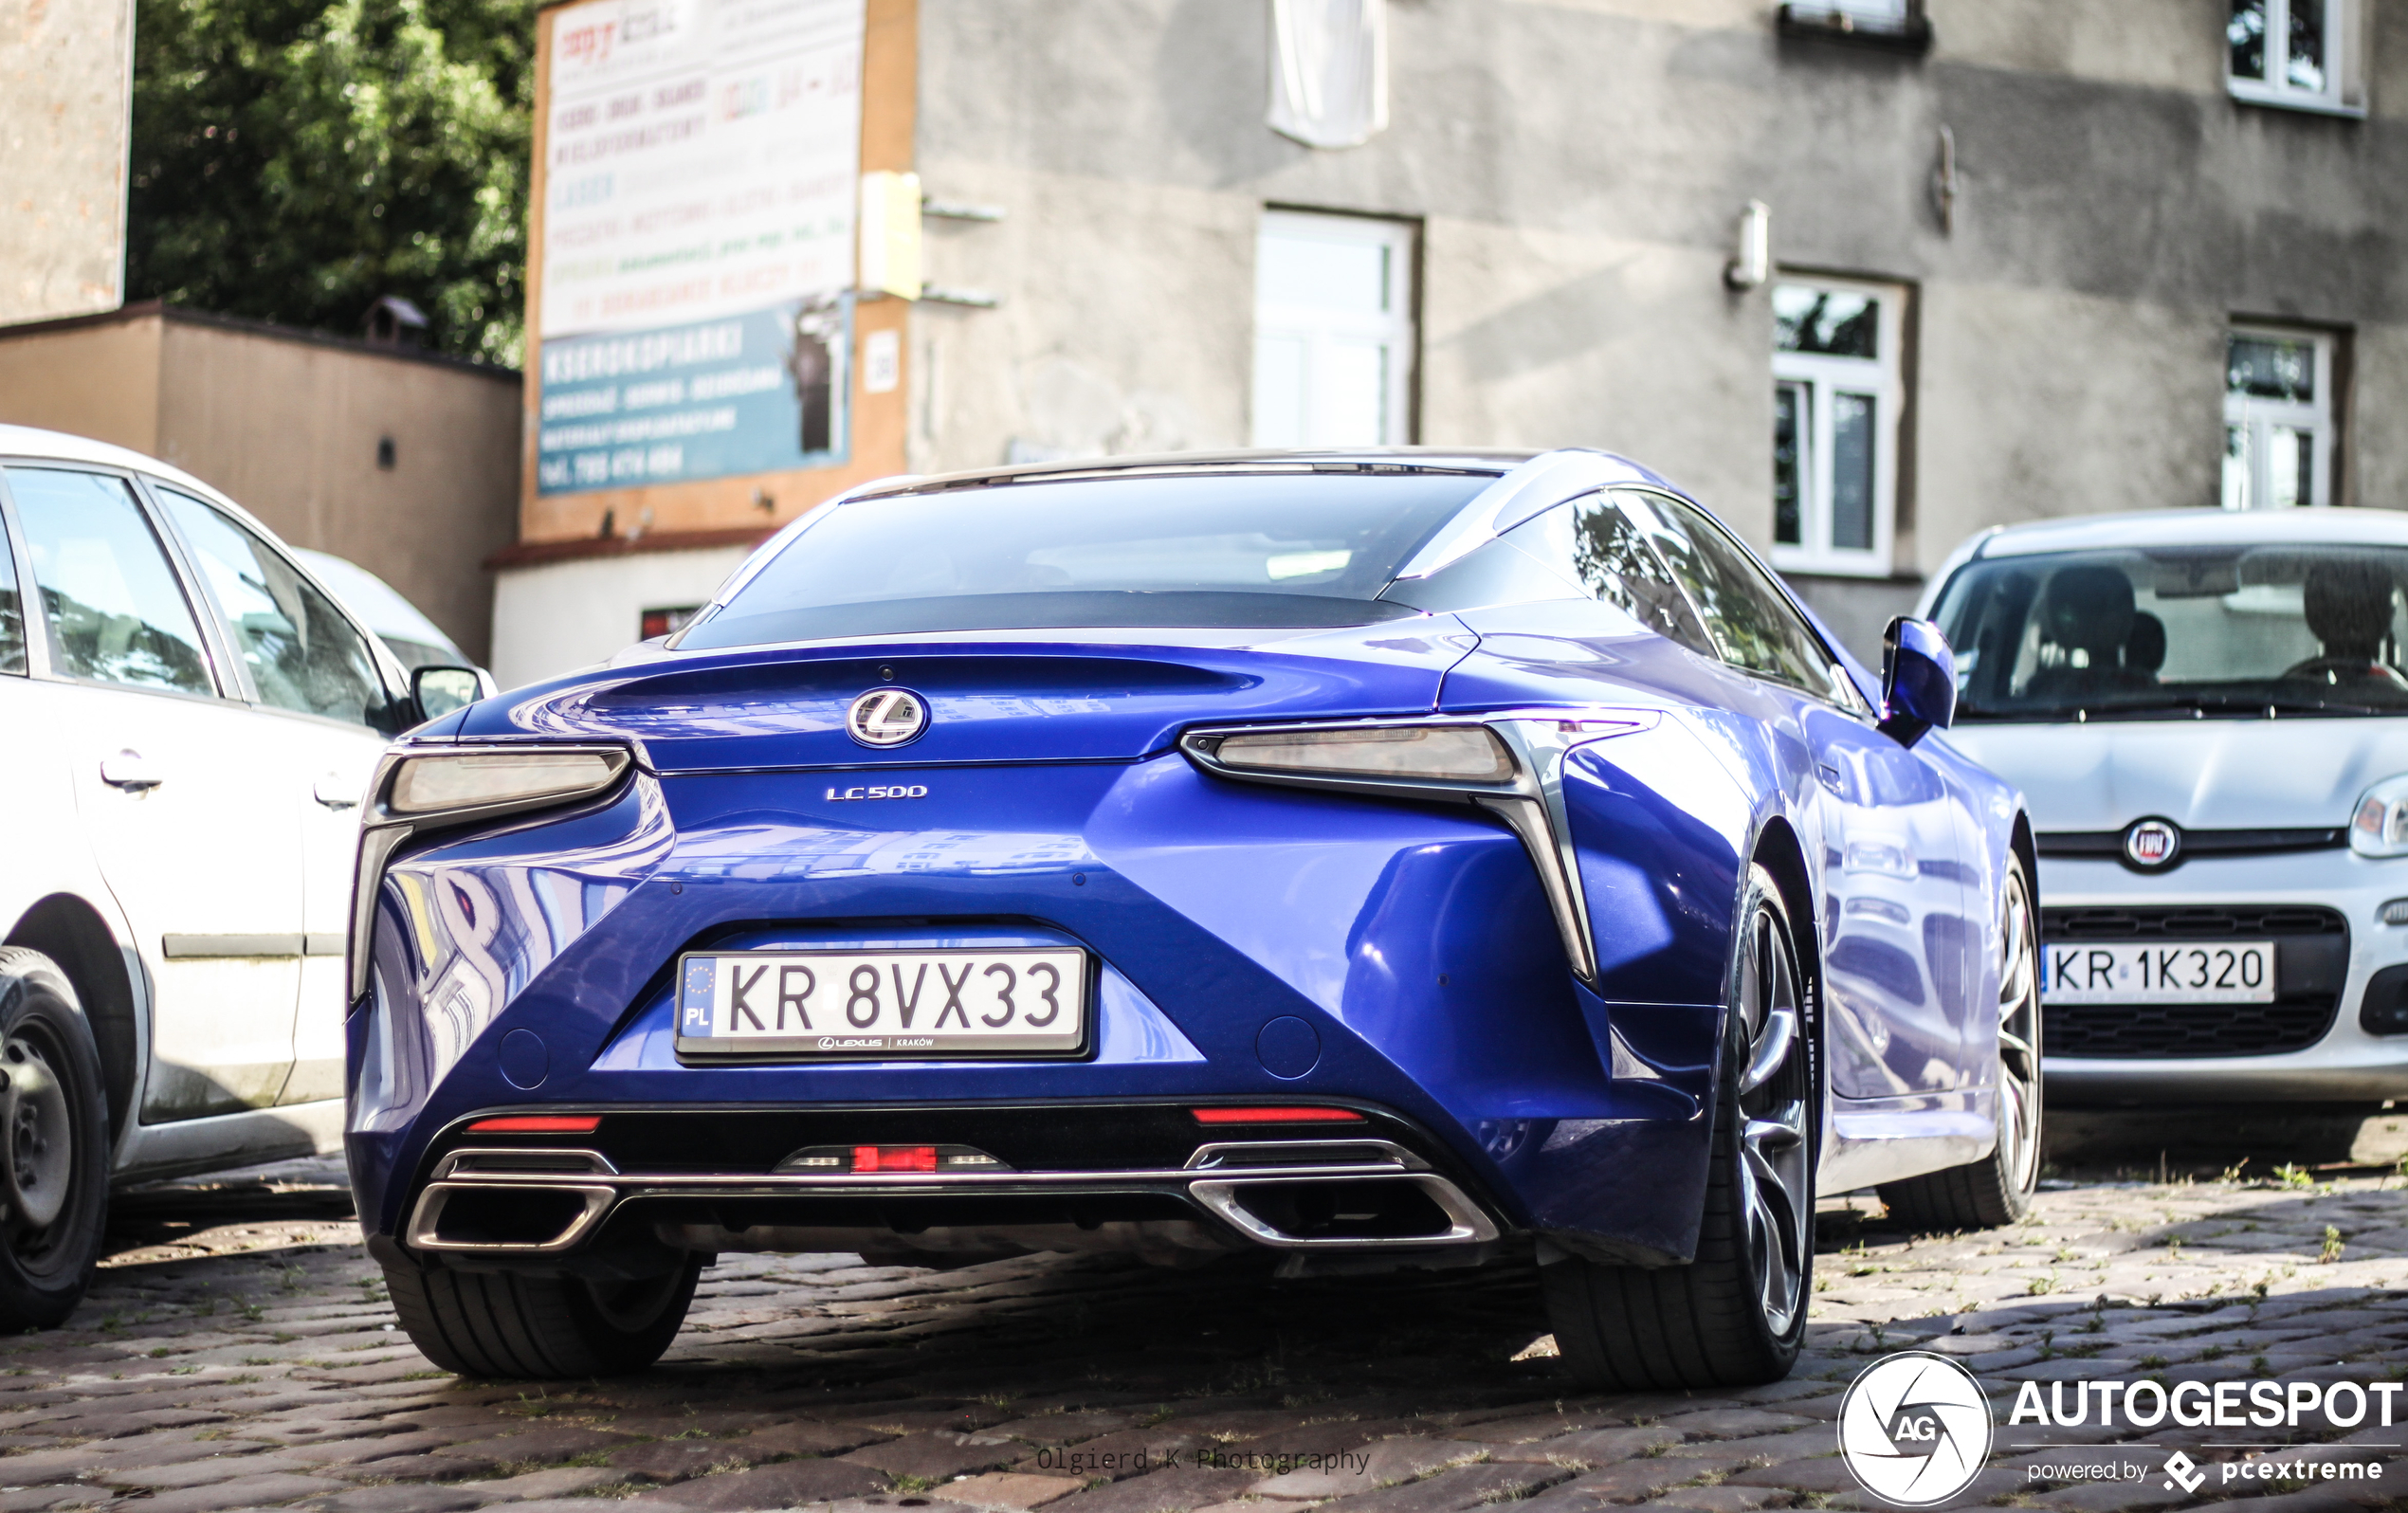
1878,851,2043,1231
1542,865,1816,1390
382,1254,701,1378
0,950,111,1330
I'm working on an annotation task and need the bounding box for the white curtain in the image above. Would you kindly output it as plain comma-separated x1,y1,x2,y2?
1268,0,1388,150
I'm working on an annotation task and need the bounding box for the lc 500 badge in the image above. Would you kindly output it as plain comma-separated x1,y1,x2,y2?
826,784,929,801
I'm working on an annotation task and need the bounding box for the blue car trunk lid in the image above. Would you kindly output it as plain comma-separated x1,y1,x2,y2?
483,624,1476,772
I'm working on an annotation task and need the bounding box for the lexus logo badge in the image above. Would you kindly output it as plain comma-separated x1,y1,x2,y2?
2124,817,2181,869
847,688,929,748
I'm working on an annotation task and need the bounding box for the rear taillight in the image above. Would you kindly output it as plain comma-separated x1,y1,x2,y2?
775,1144,1009,1174
1191,1106,1366,1125
466,1115,601,1133
853,1144,938,1173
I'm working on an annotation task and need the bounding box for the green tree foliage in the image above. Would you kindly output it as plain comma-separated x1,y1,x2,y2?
128,0,533,365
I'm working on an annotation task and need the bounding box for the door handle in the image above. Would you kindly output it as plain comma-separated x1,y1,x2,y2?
100,751,162,792
313,773,360,810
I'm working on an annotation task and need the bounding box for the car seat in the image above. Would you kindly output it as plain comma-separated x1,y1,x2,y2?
2025,564,2155,701
2286,558,2408,688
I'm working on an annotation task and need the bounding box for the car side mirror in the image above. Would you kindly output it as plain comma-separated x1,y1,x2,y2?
411,664,497,723
1879,616,1956,749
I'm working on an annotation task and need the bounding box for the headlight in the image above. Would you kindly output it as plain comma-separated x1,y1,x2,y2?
1197,724,1517,783
388,750,629,817
2352,774,2408,857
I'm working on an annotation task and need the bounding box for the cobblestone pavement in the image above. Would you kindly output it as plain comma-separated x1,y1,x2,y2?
12,1150,2408,1513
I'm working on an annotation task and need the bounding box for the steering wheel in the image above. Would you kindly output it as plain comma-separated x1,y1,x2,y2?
2282,656,2408,689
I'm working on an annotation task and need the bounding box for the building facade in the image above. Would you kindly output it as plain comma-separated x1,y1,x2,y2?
492,0,2408,681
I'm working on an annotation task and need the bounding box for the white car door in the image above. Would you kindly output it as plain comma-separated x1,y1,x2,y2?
3,465,303,1119
148,485,399,1108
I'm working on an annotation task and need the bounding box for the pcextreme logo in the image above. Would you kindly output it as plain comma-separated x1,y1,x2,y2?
1840,1352,1994,1505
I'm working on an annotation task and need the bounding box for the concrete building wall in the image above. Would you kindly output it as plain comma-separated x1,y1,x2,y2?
0,307,162,453
0,306,520,664
154,317,520,665
0,0,132,322
910,0,2408,655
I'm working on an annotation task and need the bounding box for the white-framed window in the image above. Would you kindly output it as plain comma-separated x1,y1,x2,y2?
1250,210,1415,447
1768,278,1904,577
2227,0,2364,116
2223,326,2336,510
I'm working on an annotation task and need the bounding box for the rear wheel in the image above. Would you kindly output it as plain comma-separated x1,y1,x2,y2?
1877,852,2043,1230
0,950,109,1330
382,1256,701,1378
1542,865,1815,1389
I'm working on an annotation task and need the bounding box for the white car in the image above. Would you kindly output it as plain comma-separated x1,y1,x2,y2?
0,424,475,1327
290,549,472,672
1922,507,2408,1108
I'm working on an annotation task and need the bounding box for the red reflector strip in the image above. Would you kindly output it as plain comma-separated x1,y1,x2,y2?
1191,1106,1366,1125
852,1145,939,1173
466,1115,602,1133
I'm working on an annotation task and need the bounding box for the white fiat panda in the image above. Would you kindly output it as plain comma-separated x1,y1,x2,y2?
0,425,483,1326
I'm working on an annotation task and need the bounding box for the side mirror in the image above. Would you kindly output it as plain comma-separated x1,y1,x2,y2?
1879,617,1956,748
411,665,498,723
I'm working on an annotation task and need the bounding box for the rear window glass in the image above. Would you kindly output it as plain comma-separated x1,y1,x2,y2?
679,472,1491,647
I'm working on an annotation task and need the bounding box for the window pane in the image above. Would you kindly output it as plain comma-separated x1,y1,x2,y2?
2230,0,2269,80
155,488,390,726
1258,233,1388,314
2289,0,2326,90
2229,335,2315,401
1773,285,1876,359
0,515,23,675
686,472,1489,646
1773,382,1806,546
1566,495,1714,654
1315,339,1387,445
2269,427,2313,508
2224,424,2253,511
1252,335,1307,447
1620,490,1840,700
1832,392,1876,551
9,469,212,694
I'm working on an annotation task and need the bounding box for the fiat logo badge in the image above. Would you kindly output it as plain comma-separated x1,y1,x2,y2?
2123,817,2181,869
847,688,929,748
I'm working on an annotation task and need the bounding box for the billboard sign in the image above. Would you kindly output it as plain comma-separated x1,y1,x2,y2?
535,0,864,494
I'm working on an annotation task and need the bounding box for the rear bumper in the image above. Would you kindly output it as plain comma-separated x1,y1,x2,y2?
390,1103,1508,1271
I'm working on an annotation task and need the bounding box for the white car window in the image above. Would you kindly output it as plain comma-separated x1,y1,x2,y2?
8,468,213,696
153,487,391,728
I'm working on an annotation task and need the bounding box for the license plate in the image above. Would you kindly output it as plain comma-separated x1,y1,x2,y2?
2041,941,2276,1005
675,948,1088,1058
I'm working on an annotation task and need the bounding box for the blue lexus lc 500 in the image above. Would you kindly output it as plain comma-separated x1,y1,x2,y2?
346,449,2039,1390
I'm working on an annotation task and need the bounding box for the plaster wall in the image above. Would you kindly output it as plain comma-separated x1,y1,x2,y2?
153,319,520,665
0,0,131,322
912,0,2408,647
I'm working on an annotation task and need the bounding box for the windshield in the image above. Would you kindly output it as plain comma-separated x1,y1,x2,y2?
1932,543,2408,720
677,471,1492,647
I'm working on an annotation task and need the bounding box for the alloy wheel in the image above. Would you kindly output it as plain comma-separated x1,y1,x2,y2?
1736,904,1811,1338
1994,869,2044,1197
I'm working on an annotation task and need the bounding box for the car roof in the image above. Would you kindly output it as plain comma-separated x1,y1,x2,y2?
847,447,1544,498
0,422,234,502
1974,507,2408,558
